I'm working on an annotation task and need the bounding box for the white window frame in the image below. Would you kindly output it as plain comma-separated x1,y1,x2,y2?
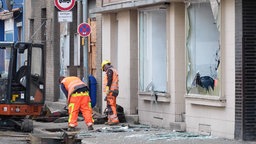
185,0,225,108
138,7,167,93
186,1,221,96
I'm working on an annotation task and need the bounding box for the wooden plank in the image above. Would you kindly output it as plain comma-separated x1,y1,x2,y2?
88,18,97,77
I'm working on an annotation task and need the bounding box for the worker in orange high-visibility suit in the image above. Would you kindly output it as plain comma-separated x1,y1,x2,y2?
59,76,94,131
102,60,119,125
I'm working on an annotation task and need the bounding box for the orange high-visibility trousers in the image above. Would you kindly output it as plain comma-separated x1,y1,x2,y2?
68,92,93,127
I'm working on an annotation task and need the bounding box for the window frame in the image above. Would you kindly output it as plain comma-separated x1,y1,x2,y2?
185,0,226,107
138,6,168,93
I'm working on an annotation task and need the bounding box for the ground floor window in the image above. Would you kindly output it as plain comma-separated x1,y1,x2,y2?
186,0,221,96
139,8,167,93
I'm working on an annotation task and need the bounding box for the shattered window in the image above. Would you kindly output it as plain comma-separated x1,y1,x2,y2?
186,0,221,96
139,9,167,92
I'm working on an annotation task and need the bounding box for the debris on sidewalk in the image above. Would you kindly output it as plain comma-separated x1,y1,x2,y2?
127,124,151,128
103,104,126,123
96,125,133,133
31,103,68,122
116,104,126,123
32,102,127,125
94,124,157,133
92,111,108,124
148,132,213,141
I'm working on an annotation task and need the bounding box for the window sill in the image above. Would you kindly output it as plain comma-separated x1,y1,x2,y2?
185,94,226,107
138,92,170,102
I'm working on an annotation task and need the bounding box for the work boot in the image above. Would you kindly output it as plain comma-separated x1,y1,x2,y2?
88,125,94,130
108,119,119,126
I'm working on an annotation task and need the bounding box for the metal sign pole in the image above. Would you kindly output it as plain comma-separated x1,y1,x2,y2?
82,0,88,83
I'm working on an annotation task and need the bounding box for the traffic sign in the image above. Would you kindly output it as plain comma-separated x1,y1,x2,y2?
54,0,75,11
58,11,73,22
77,23,91,37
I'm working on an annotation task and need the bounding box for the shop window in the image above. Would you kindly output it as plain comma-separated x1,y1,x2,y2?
139,9,167,93
186,0,221,96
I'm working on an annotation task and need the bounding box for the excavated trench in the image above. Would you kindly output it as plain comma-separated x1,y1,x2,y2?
30,128,83,144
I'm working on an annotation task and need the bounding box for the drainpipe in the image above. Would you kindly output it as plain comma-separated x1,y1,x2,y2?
82,0,88,83
22,0,25,41
77,0,81,29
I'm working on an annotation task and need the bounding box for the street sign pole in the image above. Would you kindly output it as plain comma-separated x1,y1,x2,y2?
82,0,88,83
54,0,75,79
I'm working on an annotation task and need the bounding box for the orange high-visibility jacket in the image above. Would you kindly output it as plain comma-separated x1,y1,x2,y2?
103,68,119,92
61,76,87,102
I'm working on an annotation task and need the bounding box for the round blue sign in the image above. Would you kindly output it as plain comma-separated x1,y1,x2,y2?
77,23,91,37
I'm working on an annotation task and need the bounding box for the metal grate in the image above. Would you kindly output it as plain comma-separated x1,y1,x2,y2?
242,0,256,140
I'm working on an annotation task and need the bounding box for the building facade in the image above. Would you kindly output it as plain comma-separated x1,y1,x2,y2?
0,0,23,42
2,0,256,141
1,0,100,105
0,0,24,76
22,0,98,103
92,0,256,141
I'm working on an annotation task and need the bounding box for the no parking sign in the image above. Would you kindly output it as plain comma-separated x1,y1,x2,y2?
77,23,91,37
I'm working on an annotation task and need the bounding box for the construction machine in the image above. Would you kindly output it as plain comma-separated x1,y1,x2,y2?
0,41,45,132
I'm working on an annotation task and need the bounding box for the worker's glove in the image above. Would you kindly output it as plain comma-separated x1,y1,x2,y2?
105,86,110,95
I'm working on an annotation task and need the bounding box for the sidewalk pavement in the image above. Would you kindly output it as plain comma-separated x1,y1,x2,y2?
0,120,255,144
1,101,255,143
31,101,255,144
32,121,256,144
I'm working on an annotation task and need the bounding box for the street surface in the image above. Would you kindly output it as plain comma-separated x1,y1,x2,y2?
0,120,256,144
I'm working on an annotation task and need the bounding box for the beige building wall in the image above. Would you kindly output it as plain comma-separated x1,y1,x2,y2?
169,3,186,123
102,13,115,111
116,10,132,114
185,0,235,139
101,10,138,115
116,10,138,114
129,10,138,115
102,13,116,63
96,0,236,139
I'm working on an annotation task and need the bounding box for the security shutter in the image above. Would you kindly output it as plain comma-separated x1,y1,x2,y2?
241,0,256,141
